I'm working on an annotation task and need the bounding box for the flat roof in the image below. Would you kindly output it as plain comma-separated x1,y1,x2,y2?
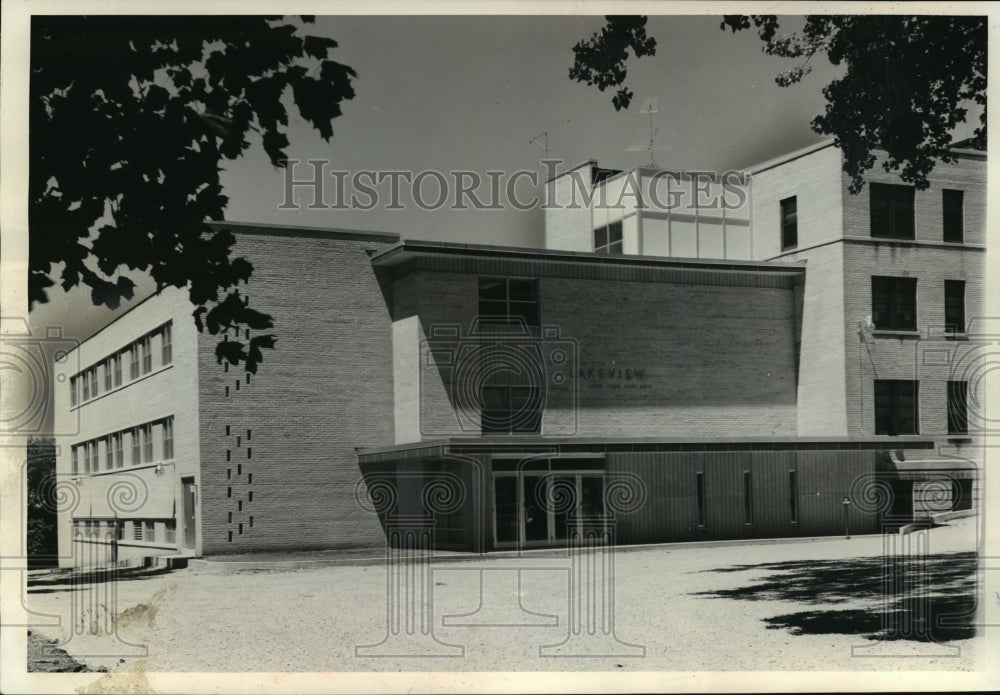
209,220,400,243
357,436,936,462
370,239,806,276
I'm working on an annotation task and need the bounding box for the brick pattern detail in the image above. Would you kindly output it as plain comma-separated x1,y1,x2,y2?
197,232,397,554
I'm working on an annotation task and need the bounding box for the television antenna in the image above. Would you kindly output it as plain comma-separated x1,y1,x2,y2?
626,97,674,167
528,131,550,160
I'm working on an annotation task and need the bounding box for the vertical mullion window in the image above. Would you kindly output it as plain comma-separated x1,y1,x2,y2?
944,280,966,336
695,472,705,527
131,428,141,465
948,381,969,435
780,196,798,250
594,221,624,255
105,437,114,470
870,183,915,239
82,372,90,401
70,378,77,406
163,418,174,460
943,189,964,242
162,324,172,365
141,336,152,374
871,276,917,331
142,424,153,462
104,360,112,391
874,380,919,435
743,471,753,525
478,277,539,328
114,433,123,468
788,470,798,523
90,368,98,398
71,446,79,475
113,354,122,387
130,345,139,379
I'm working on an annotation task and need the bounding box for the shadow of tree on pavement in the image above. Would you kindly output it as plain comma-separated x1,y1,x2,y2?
691,551,977,642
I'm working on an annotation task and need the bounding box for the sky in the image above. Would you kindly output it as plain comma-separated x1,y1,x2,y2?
23,12,981,343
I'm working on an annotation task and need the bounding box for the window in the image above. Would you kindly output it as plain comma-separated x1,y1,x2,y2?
163,418,174,460
90,368,98,399
943,189,964,242
82,373,90,401
112,354,122,387
948,381,969,435
788,470,798,523
105,437,114,470
780,196,798,250
141,424,153,462
140,336,152,374
478,277,539,328
104,360,112,392
131,428,141,465
83,442,91,473
594,221,623,255
113,433,123,468
130,345,139,379
164,520,176,544
945,280,966,336
874,380,919,435
871,276,917,331
695,472,705,527
480,384,541,434
133,522,143,541
70,378,77,406
161,324,172,365
870,182,915,239
144,521,155,542
71,446,79,475
743,471,753,525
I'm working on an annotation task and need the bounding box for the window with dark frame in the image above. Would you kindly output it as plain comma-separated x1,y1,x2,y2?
480,383,542,434
943,189,964,242
945,280,966,336
162,324,172,365
478,277,539,328
594,220,624,255
695,472,705,527
870,182,915,239
70,378,77,406
871,276,917,331
874,380,919,435
743,471,753,525
104,360,112,392
780,196,798,250
789,470,798,523
948,380,969,435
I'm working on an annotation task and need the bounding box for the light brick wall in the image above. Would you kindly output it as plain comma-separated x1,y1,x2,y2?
749,143,844,261
53,287,200,567
393,269,799,439
196,228,398,554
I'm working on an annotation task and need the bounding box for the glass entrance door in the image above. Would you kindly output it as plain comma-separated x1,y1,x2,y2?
492,466,606,549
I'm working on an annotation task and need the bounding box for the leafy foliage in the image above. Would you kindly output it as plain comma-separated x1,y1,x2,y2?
26,438,57,564
30,16,358,372
721,15,986,192
569,16,656,110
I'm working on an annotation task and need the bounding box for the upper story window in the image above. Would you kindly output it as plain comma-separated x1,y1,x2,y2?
140,336,152,374
780,196,798,250
478,277,539,328
870,183,915,240
948,381,969,435
130,344,140,380
162,324,172,365
594,221,623,255
874,379,919,435
943,189,964,242
70,378,77,407
945,280,966,336
112,354,122,387
871,276,917,331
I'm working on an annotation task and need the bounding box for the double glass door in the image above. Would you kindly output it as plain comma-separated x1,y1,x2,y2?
493,470,605,548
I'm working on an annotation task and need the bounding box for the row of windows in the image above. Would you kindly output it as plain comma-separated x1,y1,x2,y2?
779,185,966,251
874,379,969,436
870,276,965,334
71,417,174,474
72,518,176,544
70,322,172,406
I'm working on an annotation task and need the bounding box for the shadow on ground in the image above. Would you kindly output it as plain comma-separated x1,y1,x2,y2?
27,566,174,593
692,551,977,642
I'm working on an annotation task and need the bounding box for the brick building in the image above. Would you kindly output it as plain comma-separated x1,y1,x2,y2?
54,142,983,566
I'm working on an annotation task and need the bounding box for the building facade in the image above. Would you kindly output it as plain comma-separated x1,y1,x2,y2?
53,142,984,566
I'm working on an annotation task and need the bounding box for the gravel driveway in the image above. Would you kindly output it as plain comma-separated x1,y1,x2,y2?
26,518,983,673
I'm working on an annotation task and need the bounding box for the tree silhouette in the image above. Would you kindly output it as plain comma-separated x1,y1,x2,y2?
572,15,986,192
30,15,357,372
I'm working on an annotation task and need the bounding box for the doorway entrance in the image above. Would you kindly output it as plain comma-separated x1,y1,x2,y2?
492,458,605,549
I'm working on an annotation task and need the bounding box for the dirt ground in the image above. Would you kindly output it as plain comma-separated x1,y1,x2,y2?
25,518,987,673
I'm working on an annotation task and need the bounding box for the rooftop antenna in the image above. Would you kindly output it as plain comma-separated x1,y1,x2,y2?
626,97,673,167
528,131,550,160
